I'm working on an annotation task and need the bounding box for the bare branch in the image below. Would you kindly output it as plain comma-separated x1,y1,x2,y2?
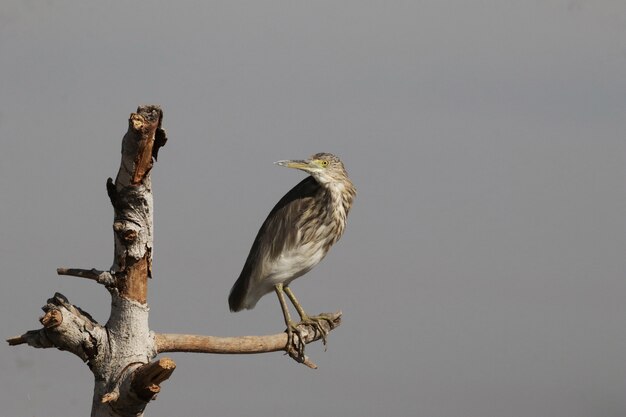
57,268,115,286
155,312,341,367
6,293,106,362
6,331,54,348
6,335,27,346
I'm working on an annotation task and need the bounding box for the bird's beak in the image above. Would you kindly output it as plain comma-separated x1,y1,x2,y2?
274,159,313,171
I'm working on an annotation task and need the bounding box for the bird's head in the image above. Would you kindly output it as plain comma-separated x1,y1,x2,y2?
275,153,349,186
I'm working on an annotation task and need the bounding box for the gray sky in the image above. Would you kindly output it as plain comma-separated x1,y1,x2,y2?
2,1,626,416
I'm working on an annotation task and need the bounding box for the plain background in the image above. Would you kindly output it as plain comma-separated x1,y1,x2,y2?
2,1,626,416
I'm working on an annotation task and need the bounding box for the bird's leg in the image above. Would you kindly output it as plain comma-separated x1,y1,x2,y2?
284,286,333,348
275,283,306,360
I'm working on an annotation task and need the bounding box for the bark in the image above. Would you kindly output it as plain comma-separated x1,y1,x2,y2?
7,105,342,416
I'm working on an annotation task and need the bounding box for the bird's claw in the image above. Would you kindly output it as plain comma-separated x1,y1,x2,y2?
300,314,334,350
285,322,307,362
284,313,334,366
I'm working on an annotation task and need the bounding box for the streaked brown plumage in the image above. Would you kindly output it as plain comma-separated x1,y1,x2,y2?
228,152,355,354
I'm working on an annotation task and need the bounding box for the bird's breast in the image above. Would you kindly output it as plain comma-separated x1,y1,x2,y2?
265,238,329,285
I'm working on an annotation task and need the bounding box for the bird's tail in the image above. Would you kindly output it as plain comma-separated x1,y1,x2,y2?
228,274,248,312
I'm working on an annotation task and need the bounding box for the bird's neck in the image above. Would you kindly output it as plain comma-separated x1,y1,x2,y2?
324,179,356,238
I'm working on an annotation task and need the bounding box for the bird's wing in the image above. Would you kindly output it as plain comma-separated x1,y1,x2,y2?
228,176,320,311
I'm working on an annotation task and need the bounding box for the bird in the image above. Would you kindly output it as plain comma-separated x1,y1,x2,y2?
229,152,356,356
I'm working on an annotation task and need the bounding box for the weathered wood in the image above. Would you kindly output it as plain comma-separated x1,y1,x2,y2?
155,312,341,354
7,293,105,363
56,267,116,286
155,313,341,370
131,357,177,401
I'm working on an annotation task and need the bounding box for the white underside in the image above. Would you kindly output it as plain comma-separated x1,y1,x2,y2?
242,240,328,309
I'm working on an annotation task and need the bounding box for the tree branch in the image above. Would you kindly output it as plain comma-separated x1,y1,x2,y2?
155,313,340,354
155,312,342,368
6,293,105,363
57,267,116,286
6,335,28,346
6,331,54,348
131,357,176,401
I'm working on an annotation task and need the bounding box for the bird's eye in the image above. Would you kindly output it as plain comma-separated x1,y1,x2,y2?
320,160,329,167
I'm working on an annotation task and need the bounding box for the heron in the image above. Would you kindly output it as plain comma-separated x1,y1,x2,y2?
228,152,356,358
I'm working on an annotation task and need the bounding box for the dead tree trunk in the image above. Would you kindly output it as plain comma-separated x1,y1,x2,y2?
7,105,341,417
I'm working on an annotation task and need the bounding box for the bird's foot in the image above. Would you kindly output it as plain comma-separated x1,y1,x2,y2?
284,323,319,369
299,314,334,350
285,322,307,362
